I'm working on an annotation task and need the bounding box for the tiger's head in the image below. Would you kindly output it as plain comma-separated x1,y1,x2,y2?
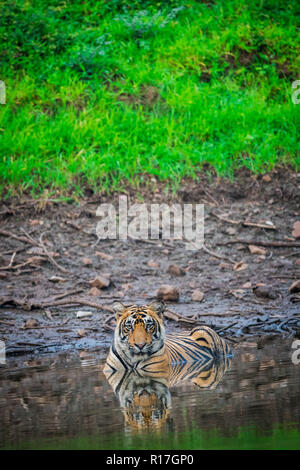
113,301,166,366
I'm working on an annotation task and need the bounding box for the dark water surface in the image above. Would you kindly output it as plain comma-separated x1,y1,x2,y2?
0,339,300,450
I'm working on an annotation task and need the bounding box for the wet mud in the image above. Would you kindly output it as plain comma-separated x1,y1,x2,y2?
0,170,300,358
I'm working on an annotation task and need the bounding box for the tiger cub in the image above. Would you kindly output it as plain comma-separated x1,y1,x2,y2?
104,301,231,380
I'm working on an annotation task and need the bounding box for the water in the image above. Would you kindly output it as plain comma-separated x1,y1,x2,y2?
0,339,300,450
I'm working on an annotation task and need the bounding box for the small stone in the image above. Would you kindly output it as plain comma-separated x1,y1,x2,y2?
191,290,204,302
27,256,45,265
157,285,179,301
262,174,271,182
167,264,185,276
77,329,86,337
253,285,277,299
219,262,231,269
30,219,41,226
229,289,245,299
121,283,132,291
23,319,38,329
147,260,160,268
242,282,252,289
225,227,237,236
82,257,93,266
249,245,267,255
76,311,93,318
296,259,300,267
237,245,246,251
27,247,44,255
95,251,113,261
49,276,67,283
88,287,101,297
89,275,110,289
233,261,248,271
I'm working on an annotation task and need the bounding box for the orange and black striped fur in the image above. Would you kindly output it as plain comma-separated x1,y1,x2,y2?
104,301,231,381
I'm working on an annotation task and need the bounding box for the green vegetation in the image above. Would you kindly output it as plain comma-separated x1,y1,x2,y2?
0,0,299,197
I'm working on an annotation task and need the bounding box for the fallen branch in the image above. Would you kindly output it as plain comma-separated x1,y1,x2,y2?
198,312,242,317
0,251,16,270
0,247,26,256
184,238,235,263
0,319,15,326
0,206,14,216
102,313,116,332
0,228,70,273
202,244,235,264
0,256,45,271
39,231,69,273
20,228,41,246
243,221,276,230
211,212,277,230
0,229,39,246
43,298,114,313
50,289,84,301
216,321,238,333
223,336,240,344
0,296,32,310
211,212,240,225
0,295,114,313
165,308,199,324
284,250,300,258
218,238,300,248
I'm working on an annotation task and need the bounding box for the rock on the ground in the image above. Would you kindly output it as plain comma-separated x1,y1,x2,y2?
157,285,179,301
89,275,110,289
167,264,185,276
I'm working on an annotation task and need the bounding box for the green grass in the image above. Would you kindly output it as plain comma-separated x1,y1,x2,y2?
0,0,299,197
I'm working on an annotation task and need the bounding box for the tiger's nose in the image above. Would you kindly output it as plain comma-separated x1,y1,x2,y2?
135,342,146,350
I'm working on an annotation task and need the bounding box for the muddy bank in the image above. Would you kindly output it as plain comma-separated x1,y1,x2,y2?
0,170,300,357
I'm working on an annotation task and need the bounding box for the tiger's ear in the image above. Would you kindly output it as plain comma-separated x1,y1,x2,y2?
148,300,165,318
112,302,126,319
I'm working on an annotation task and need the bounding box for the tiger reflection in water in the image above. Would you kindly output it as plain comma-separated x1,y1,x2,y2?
103,301,232,432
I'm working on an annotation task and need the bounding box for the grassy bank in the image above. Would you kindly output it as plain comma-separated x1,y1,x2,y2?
0,0,299,197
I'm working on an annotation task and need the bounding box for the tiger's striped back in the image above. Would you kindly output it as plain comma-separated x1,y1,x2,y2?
165,325,230,364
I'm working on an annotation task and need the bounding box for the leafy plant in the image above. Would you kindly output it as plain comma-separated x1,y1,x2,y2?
114,7,185,41
0,2,72,71
67,35,118,80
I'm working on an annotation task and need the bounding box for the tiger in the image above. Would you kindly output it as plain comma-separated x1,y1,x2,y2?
103,301,231,381
103,301,231,433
